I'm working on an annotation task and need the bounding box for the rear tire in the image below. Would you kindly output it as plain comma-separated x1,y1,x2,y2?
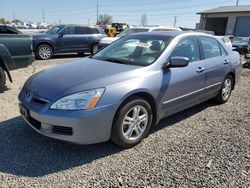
215,75,233,104
36,44,53,60
91,43,99,54
0,67,6,87
111,97,153,148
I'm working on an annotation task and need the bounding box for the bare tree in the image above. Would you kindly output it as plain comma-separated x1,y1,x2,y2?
140,13,148,26
97,14,113,25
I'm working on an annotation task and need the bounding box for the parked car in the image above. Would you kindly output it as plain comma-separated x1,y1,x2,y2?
232,37,250,54
33,24,107,60
0,34,35,87
19,31,241,148
98,26,182,50
215,36,233,48
0,24,22,34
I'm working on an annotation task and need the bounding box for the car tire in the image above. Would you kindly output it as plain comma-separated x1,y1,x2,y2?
91,43,99,54
215,75,233,104
36,44,53,60
0,67,6,87
111,97,153,148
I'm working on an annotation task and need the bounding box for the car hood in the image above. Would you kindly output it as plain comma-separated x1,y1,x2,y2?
100,37,119,44
24,58,145,100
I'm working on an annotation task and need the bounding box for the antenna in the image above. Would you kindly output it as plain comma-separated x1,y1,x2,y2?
96,2,99,24
42,8,45,23
174,16,177,27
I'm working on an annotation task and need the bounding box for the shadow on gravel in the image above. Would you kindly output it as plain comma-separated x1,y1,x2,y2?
0,116,123,177
0,100,217,177
151,100,217,133
0,86,10,93
51,53,89,59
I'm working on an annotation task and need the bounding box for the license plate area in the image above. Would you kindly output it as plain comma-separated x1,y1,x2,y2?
19,103,30,119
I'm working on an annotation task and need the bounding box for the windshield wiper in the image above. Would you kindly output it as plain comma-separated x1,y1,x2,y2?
103,58,131,65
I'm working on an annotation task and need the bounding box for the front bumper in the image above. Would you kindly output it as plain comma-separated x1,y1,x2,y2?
18,89,119,144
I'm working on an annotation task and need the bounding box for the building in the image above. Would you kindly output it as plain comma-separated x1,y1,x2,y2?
197,5,250,37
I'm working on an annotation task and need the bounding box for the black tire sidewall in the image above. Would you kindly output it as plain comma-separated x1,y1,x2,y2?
91,44,98,54
36,44,53,60
0,67,6,87
216,75,233,104
111,97,153,148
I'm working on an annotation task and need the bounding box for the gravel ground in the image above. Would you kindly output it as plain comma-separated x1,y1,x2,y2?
0,56,249,187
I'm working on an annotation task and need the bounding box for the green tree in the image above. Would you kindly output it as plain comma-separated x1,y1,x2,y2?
0,17,7,24
97,14,112,25
12,19,22,24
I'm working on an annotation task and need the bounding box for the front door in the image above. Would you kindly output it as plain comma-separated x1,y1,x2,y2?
161,36,206,117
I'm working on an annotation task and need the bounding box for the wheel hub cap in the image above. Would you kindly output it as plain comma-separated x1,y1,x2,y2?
122,105,148,141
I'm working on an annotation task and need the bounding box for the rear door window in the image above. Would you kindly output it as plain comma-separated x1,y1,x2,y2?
200,37,221,59
75,26,90,34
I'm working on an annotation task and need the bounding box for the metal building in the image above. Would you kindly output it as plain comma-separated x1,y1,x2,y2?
197,5,250,36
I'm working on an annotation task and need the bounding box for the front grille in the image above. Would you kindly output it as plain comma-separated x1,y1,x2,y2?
52,126,73,136
31,98,48,105
23,90,49,106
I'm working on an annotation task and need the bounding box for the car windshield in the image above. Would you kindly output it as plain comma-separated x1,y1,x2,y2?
46,26,64,34
233,37,249,44
117,28,150,37
92,35,173,66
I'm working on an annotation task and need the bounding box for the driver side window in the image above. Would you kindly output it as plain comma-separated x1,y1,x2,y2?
170,37,200,63
61,26,75,35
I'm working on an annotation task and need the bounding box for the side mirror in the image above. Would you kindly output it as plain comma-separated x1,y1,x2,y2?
163,56,189,69
58,33,64,37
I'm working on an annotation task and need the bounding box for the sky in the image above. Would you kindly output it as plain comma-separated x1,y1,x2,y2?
1,0,250,28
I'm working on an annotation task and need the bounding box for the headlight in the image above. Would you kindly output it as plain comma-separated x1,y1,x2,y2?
50,88,105,110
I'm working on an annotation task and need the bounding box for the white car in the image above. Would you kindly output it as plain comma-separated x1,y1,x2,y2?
98,26,182,49
216,36,233,49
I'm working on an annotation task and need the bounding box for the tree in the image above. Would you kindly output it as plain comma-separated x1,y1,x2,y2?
97,14,112,25
140,13,148,26
0,17,6,24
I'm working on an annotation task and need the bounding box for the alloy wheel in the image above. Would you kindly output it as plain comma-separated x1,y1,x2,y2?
122,105,148,141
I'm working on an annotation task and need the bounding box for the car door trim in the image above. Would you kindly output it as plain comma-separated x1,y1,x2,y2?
163,82,221,104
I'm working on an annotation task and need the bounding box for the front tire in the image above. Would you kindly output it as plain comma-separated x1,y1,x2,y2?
111,97,153,148
0,67,6,87
36,44,53,60
215,75,233,104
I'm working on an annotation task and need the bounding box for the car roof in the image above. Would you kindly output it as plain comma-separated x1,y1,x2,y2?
131,31,184,37
55,24,98,28
130,31,217,39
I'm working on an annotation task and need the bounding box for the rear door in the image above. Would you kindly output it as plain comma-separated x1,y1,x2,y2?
198,36,230,98
161,36,206,116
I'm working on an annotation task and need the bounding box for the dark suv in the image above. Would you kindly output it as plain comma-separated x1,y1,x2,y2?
33,25,106,60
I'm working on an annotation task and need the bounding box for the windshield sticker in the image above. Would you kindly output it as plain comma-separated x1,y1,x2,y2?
137,42,151,48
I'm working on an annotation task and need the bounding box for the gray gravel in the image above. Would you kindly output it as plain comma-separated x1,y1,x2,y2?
0,57,249,187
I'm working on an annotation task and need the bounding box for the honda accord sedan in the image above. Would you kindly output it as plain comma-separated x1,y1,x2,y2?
19,31,241,148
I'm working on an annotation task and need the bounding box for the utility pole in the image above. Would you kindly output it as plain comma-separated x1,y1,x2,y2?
236,0,239,6
42,8,45,23
12,11,16,21
174,16,177,27
96,2,99,24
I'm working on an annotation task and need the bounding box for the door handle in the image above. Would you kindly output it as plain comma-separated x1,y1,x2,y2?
223,59,229,65
196,67,205,73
